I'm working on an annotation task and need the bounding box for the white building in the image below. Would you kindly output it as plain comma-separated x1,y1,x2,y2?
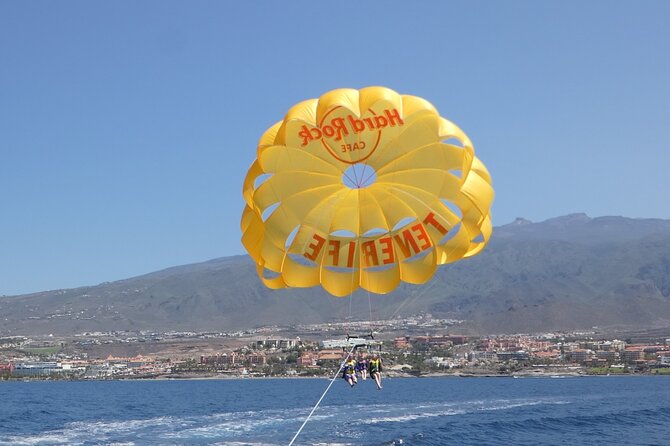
321,338,379,349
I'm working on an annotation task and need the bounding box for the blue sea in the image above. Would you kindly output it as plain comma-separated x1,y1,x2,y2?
1,376,669,445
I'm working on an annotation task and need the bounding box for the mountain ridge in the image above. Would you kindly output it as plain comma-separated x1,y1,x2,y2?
2,214,669,336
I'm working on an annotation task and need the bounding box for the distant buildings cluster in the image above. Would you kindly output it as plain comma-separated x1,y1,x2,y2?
0,355,171,379
393,334,469,349
200,352,267,367
2,328,670,380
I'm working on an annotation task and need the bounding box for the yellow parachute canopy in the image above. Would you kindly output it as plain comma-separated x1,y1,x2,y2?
241,86,494,297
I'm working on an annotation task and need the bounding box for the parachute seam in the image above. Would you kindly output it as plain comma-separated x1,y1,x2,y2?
376,143,463,177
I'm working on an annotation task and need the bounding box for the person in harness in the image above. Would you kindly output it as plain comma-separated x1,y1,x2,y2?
369,353,383,390
356,355,368,381
342,355,358,387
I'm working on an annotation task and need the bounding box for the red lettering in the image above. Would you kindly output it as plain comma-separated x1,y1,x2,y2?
331,117,348,140
364,117,375,129
394,229,420,258
385,108,404,126
322,125,335,137
423,212,448,235
361,240,379,267
299,125,314,146
374,115,388,128
327,240,341,266
299,109,403,145
348,115,366,132
412,223,432,250
378,237,395,264
304,234,326,261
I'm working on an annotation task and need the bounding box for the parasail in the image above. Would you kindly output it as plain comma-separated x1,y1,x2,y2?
241,86,493,297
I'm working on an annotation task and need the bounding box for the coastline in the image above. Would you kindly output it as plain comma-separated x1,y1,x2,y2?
6,373,670,383
7,369,667,383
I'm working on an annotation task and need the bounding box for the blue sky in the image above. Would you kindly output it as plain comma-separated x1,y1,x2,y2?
1,1,668,296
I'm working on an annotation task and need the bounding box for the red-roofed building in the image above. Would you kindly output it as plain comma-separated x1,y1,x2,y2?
621,349,644,364
570,349,595,363
446,335,469,345
201,353,239,365
247,353,266,365
298,353,317,366
532,350,560,360
413,335,453,348
318,349,346,361
394,336,411,349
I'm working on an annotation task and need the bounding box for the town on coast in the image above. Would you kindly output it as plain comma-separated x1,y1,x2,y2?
2,315,670,381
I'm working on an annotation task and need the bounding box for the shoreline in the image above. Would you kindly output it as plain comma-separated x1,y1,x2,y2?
6,370,669,383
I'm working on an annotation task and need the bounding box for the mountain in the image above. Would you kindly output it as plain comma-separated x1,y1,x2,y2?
1,214,670,336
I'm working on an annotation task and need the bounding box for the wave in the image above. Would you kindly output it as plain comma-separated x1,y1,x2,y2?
7,392,667,446
357,398,571,425
0,397,574,445
0,405,337,446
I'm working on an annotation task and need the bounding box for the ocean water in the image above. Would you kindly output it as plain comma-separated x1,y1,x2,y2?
0,376,669,445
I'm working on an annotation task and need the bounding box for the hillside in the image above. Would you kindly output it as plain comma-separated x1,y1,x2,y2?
1,214,669,336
